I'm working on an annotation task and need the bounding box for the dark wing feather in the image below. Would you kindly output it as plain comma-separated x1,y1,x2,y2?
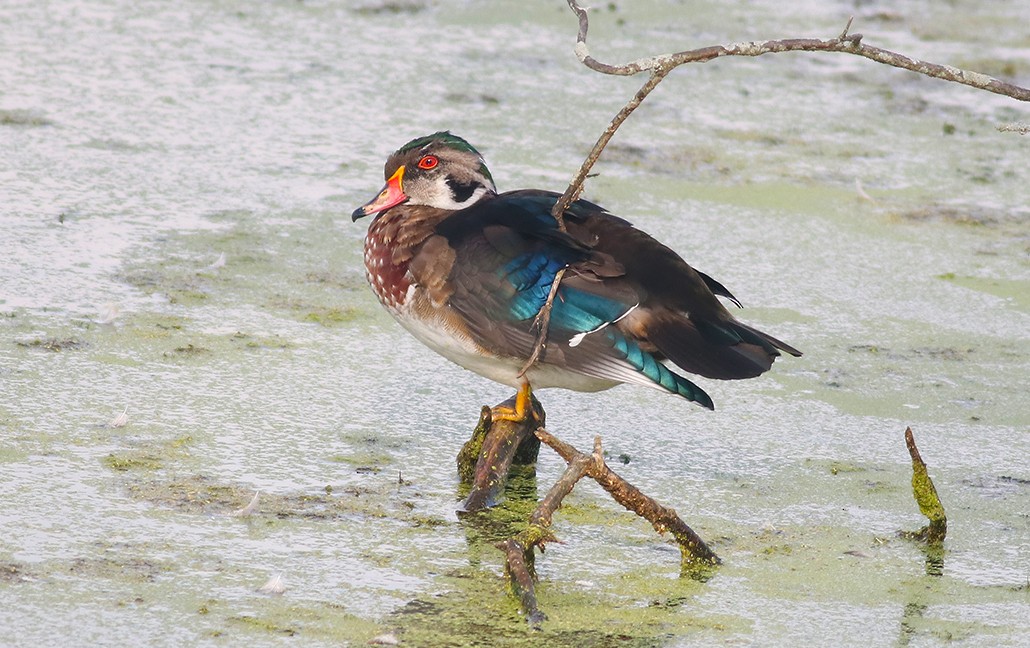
434,191,714,406
561,196,802,379
437,191,630,348
696,270,742,308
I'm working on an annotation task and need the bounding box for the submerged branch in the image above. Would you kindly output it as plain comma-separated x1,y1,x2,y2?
903,427,947,544
494,442,594,627
489,427,719,623
458,398,542,512
457,391,718,625
497,534,548,628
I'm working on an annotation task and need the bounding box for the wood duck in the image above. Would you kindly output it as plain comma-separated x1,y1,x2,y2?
352,132,801,418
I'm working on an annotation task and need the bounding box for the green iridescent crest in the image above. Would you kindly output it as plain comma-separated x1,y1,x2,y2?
398,131,494,184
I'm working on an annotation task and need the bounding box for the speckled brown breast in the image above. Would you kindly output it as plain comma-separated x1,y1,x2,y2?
363,216,412,311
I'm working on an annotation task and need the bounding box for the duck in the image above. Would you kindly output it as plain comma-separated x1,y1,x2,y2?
352,131,801,419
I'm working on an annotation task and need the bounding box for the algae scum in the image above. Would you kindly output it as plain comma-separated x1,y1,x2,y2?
2,0,1030,645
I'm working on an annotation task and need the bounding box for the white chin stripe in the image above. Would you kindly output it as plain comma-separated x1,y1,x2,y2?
440,185,489,210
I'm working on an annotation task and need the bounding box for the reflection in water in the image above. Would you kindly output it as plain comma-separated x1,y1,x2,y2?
459,465,539,568
922,542,946,578
898,543,946,645
899,600,927,646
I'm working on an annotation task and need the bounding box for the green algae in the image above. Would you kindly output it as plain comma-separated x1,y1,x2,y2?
103,435,194,473
457,406,492,484
104,453,164,472
936,273,1030,311
15,337,88,352
301,306,363,326
67,553,169,583
228,614,299,636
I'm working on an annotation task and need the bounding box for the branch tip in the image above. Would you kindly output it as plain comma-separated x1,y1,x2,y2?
591,436,604,470
839,16,854,41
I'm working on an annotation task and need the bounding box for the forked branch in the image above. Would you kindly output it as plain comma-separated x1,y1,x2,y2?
496,429,719,624
536,429,720,569
555,0,1029,220
568,0,1029,99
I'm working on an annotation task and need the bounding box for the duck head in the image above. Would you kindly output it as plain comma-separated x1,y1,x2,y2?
352,131,497,220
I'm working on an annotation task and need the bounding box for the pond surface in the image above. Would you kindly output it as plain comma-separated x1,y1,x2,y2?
1,0,1028,646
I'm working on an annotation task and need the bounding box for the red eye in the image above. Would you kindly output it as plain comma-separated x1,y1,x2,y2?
417,155,439,170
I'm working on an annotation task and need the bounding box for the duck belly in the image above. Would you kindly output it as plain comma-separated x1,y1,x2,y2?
391,310,620,393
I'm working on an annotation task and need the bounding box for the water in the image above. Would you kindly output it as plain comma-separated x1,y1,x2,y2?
1,0,1028,646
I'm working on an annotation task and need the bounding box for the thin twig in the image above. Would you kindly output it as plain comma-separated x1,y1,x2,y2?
997,122,1030,134
517,267,567,378
532,71,671,380
550,69,670,224
837,16,855,42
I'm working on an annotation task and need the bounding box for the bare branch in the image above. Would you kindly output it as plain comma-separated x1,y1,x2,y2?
532,443,594,528
539,4,1028,381
536,428,720,569
567,0,1030,102
559,0,1030,217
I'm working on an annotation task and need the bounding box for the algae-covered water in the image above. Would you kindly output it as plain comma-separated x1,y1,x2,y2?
1,0,1028,646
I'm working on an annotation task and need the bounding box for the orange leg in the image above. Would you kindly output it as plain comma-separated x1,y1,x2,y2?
491,380,536,423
